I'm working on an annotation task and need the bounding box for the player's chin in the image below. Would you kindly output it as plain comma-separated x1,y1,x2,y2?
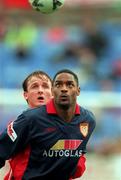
59,101,70,109
37,100,45,106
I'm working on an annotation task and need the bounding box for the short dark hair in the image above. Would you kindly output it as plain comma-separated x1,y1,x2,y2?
22,70,52,91
53,69,79,86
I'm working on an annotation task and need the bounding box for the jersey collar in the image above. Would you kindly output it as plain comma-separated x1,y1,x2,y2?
46,99,80,115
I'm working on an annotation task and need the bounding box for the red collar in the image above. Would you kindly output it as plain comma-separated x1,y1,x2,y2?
46,99,80,115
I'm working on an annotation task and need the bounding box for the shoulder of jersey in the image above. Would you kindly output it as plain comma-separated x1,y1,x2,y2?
23,105,46,115
80,106,96,122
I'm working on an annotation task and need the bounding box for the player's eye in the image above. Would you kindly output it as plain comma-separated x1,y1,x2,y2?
67,82,74,88
55,82,61,88
43,84,49,89
31,84,39,89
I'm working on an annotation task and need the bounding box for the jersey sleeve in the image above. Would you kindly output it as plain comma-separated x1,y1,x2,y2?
0,113,31,168
70,154,86,179
82,111,96,152
70,111,96,179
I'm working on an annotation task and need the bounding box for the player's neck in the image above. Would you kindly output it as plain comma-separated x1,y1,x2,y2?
55,105,76,122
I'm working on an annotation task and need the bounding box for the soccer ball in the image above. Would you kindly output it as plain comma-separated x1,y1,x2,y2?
28,0,65,14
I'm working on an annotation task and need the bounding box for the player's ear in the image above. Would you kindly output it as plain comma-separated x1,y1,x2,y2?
23,91,28,101
77,86,80,96
50,88,54,98
51,87,54,96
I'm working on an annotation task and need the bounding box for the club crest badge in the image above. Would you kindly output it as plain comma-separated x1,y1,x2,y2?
80,123,89,137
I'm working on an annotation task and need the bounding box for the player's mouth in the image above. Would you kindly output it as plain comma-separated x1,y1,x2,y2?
60,95,69,102
37,96,44,102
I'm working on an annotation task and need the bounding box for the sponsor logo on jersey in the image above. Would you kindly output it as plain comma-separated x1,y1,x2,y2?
7,121,17,142
51,139,82,150
43,139,83,157
80,123,89,137
43,149,83,157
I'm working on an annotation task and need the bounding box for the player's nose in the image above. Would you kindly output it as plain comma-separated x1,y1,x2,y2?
61,84,68,92
38,86,44,93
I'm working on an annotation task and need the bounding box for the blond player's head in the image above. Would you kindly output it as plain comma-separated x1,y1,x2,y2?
22,71,52,108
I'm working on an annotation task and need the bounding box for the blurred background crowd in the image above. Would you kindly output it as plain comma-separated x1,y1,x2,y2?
0,0,121,179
